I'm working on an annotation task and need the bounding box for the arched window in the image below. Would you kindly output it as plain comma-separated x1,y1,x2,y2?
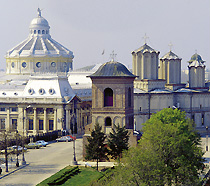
128,87,131,107
104,88,113,107
34,30,36,34
38,30,41,34
46,30,48,34
42,30,45,34
105,117,112,126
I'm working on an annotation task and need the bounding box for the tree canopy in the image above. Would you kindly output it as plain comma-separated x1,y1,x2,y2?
85,123,108,170
103,108,205,186
108,124,129,160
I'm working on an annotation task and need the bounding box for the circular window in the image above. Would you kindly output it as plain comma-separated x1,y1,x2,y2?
14,92,18,96
36,62,41,68
2,92,6,95
22,62,27,68
39,88,45,95
49,88,55,95
51,62,56,67
28,88,34,95
11,62,15,68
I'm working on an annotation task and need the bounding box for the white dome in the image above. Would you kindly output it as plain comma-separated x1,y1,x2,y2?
6,9,74,59
29,17,50,30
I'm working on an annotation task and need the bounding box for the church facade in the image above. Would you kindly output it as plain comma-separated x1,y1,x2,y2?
132,43,210,133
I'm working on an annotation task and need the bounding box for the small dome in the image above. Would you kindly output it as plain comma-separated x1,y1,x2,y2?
30,17,50,30
89,61,136,77
132,43,159,54
188,53,205,63
160,51,181,60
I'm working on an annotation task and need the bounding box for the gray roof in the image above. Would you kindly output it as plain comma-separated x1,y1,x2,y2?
132,43,159,54
188,53,205,68
88,61,136,78
160,51,181,60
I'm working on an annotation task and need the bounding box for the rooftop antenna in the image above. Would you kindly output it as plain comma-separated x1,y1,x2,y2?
143,33,149,44
168,42,173,52
110,50,117,62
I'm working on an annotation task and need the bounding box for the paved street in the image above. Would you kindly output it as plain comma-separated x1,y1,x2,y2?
0,138,83,186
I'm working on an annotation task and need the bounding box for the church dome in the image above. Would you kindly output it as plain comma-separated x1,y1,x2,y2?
188,53,205,63
160,51,181,60
89,60,136,77
29,16,50,30
6,8,74,59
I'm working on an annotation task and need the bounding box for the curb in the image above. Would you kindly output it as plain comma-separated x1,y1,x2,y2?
0,163,29,179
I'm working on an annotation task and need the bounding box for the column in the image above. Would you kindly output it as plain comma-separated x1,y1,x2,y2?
23,108,27,135
33,108,37,134
43,108,47,133
54,108,57,131
6,107,10,132
66,109,69,131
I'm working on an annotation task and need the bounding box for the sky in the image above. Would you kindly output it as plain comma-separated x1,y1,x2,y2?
0,0,209,70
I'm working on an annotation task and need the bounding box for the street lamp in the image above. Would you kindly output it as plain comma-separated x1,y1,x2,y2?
206,126,208,151
21,116,26,165
72,101,77,165
18,105,31,165
16,130,19,167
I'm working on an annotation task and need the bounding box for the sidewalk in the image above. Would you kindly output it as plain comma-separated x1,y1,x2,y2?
77,161,116,167
0,162,28,179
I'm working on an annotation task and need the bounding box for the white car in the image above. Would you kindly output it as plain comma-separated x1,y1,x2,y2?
36,140,48,147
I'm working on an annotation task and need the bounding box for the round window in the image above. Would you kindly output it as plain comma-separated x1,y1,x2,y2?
11,62,15,68
49,88,55,95
36,62,41,68
39,88,45,95
28,88,34,95
51,62,56,67
22,62,27,68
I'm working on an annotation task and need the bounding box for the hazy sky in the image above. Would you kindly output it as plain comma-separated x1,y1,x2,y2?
0,0,209,70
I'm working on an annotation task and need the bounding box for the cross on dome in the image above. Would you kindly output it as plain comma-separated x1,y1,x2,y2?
168,42,173,51
143,33,149,44
110,50,117,61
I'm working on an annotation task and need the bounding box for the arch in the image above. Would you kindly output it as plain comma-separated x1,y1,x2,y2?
34,30,36,34
104,88,113,107
105,117,112,126
42,30,45,34
38,30,41,34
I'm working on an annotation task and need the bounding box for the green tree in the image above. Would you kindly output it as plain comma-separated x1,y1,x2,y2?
104,108,205,186
85,123,108,170
108,124,129,160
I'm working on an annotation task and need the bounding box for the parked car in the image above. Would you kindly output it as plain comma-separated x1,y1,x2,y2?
56,136,73,142
36,140,48,147
1,147,15,154
66,135,76,140
25,142,42,149
12,146,27,153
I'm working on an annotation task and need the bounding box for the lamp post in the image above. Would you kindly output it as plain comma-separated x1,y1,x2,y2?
206,126,208,151
16,130,19,167
21,116,26,165
72,100,77,165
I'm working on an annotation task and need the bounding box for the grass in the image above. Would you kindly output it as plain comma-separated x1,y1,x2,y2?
37,166,103,186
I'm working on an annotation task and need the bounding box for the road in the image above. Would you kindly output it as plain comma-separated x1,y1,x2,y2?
0,138,83,186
